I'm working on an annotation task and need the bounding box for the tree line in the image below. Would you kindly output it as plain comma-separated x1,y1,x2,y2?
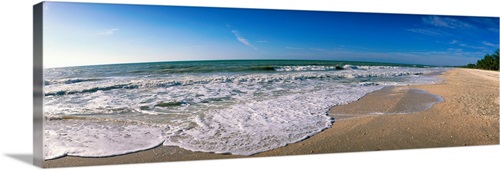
464,49,499,71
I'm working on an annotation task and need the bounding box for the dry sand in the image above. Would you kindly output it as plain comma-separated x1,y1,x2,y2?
44,68,499,168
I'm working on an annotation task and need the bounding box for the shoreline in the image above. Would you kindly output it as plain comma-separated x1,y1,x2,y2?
44,68,499,168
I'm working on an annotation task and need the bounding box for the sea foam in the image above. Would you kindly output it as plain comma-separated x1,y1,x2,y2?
43,64,447,159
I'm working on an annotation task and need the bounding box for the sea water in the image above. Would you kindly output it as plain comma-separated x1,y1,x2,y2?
43,60,446,159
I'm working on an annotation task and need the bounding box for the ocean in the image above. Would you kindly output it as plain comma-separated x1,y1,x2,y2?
43,60,446,159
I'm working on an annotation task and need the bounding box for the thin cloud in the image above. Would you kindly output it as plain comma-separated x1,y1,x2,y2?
487,27,499,33
423,16,471,29
320,49,481,66
482,41,498,48
458,43,488,51
406,28,450,37
468,17,497,26
98,28,119,36
468,17,499,32
450,40,458,44
256,40,269,43
447,48,463,52
231,30,256,49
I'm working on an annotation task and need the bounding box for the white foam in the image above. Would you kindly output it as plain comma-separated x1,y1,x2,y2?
44,119,165,160
274,65,338,71
161,85,382,155
43,66,448,159
44,67,445,96
343,65,359,69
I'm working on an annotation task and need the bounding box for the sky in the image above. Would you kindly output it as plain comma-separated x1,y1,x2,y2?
43,2,499,67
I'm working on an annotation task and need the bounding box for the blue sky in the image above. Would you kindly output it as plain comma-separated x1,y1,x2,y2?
43,2,499,67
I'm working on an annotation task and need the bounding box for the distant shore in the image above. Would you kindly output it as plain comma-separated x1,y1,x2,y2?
44,68,499,168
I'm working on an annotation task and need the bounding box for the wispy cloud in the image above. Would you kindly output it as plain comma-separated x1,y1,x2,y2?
231,30,256,49
408,16,480,37
468,17,499,33
279,45,483,66
488,27,499,33
256,40,269,43
476,18,500,33
98,28,119,36
458,43,489,51
482,41,498,48
321,49,481,66
446,48,463,52
447,40,495,52
423,16,471,29
406,28,451,37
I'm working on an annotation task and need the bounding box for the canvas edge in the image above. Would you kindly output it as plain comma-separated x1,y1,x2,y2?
29,1,500,168
33,1,45,168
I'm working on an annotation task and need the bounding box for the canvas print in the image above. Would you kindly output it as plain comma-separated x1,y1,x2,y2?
34,1,499,168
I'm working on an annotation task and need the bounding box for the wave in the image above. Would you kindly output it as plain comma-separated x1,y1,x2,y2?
150,64,375,73
44,68,431,96
43,83,383,159
44,118,166,160
45,78,103,85
273,65,339,71
271,65,412,72
125,64,408,74
148,65,277,74
42,62,447,159
42,66,446,159
45,84,139,96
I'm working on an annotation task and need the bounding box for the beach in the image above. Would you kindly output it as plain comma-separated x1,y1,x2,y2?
44,68,499,168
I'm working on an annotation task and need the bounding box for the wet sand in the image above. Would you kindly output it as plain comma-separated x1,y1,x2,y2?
44,68,499,168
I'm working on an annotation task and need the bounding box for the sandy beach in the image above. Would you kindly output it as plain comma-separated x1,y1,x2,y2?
44,68,499,168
